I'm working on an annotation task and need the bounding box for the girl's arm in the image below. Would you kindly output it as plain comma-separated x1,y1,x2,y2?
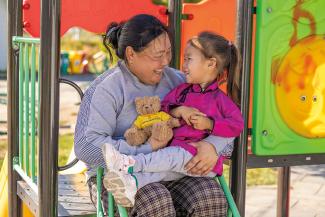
161,85,182,113
208,93,244,137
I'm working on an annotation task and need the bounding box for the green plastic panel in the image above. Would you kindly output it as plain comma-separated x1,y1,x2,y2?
252,0,325,155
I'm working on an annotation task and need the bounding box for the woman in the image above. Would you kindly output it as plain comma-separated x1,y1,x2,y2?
74,14,234,216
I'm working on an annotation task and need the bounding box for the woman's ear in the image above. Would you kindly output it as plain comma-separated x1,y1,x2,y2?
125,46,136,64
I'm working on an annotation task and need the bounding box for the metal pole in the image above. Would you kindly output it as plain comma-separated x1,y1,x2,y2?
168,0,182,69
230,0,254,216
277,167,291,217
39,0,61,216
7,0,23,216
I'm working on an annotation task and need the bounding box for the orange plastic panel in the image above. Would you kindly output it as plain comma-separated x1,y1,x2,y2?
22,0,167,37
181,0,237,68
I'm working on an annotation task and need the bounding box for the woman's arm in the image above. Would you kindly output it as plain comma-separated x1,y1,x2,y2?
85,85,153,154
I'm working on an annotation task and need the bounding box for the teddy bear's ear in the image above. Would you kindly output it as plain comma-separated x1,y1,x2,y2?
153,96,160,103
135,97,142,105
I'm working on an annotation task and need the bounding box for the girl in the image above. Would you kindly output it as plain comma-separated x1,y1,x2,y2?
103,31,244,207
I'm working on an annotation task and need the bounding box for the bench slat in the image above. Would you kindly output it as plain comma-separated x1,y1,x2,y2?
17,174,97,217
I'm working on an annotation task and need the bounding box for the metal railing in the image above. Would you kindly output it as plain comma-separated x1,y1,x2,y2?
12,35,84,191
12,36,40,193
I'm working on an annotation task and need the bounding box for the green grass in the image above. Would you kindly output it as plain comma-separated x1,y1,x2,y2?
58,133,75,166
246,168,277,186
0,133,75,168
0,134,277,186
223,165,277,186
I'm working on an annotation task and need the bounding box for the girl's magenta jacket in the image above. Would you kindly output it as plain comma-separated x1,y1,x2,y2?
161,81,244,175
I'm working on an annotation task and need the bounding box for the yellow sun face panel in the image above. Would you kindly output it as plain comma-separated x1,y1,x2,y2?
253,0,325,155
275,35,325,138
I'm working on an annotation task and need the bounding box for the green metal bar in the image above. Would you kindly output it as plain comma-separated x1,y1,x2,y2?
23,43,30,175
217,175,240,217
12,36,40,44
117,205,128,217
18,43,24,169
174,0,182,69
30,43,36,182
228,209,233,217
97,167,104,217
168,0,182,69
37,49,41,180
108,193,114,217
13,164,38,194
38,48,41,138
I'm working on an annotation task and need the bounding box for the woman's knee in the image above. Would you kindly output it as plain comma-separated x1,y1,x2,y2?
131,182,176,217
171,177,228,216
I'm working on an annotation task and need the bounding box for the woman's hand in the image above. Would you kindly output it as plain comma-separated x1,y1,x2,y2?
170,106,206,126
184,140,218,175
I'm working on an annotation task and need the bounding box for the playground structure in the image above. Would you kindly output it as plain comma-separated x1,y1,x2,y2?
60,50,110,75
5,0,325,216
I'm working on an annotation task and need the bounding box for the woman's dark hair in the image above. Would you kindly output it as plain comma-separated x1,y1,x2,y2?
103,14,169,62
189,31,242,105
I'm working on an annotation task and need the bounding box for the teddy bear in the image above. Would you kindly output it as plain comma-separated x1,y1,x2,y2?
124,96,180,146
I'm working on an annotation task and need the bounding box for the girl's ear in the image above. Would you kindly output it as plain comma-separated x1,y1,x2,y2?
125,46,136,63
207,57,217,69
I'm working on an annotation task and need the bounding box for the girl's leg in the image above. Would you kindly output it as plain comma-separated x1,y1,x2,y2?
103,171,186,207
133,146,190,173
133,171,186,188
103,170,137,207
104,142,216,177
133,147,216,178
87,176,126,216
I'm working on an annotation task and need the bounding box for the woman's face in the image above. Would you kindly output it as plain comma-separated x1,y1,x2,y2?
127,32,172,85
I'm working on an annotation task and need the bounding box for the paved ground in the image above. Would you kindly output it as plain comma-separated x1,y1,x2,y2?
1,76,325,217
246,165,325,217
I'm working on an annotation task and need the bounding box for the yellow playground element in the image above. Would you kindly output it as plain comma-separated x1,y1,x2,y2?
0,149,86,216
0,153,34,217
275,35,325,138
67,51,86,74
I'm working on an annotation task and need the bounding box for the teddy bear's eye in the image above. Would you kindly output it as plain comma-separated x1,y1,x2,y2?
313,96,317,102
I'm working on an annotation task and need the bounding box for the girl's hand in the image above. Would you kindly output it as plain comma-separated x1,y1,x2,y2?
170,106,206,126
184,141,218,175
190,115,213,131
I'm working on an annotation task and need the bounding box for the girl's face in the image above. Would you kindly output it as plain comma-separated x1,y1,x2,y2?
128,32,172,85
183,43,213,86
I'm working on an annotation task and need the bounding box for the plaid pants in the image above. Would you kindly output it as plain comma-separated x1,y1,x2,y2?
88,176,228,217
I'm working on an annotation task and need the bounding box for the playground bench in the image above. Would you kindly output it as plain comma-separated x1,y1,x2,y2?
18,174,96,217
